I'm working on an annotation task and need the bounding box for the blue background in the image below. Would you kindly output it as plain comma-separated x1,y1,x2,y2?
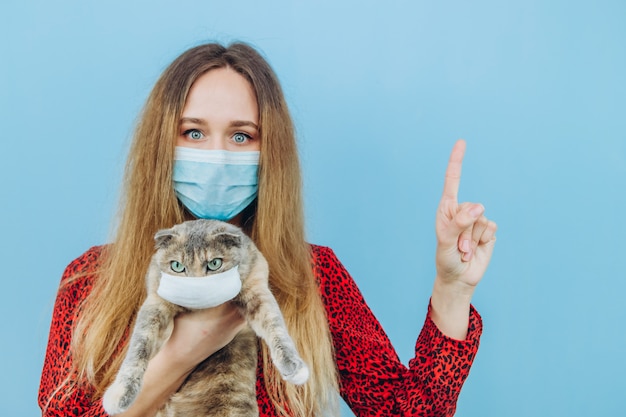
2,1,625,416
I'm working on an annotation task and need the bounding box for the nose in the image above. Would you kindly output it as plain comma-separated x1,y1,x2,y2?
202,136,228,150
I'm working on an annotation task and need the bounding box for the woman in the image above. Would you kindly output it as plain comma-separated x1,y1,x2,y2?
39,42,497,417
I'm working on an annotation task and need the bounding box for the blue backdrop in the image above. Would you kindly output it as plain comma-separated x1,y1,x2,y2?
2,1,624,416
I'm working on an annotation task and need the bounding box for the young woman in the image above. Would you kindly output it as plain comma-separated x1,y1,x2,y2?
39,42,497,417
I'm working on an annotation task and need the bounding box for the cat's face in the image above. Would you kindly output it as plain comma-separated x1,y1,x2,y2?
153,220,245,277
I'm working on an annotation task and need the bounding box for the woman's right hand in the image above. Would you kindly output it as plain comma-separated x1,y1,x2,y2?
162,302,247,372
116,303,245,416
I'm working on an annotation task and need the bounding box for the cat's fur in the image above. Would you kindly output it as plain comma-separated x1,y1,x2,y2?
102,219,309,416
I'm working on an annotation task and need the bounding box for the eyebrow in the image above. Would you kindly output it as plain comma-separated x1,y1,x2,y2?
179,117,259,131
230,120,259,130
179,117,205,125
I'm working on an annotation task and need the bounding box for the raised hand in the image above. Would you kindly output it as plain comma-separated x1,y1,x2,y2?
431,140,497,339
435,139,497,287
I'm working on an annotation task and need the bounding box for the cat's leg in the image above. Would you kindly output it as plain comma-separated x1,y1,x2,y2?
235,256,310,385
164,327,259,417
103,295,180,415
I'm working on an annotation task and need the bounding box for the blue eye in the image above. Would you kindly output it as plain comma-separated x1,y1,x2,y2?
170,261,185,273
232,133,249,144
185,129,203,140
207,258,223,271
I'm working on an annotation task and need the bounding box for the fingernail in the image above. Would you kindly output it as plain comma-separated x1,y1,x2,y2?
461,239,470,253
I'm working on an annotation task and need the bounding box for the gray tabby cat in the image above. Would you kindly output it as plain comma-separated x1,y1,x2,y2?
102,219,309,416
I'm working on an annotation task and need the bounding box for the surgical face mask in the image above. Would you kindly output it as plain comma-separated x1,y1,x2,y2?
173,146,260,221
157,266,242,309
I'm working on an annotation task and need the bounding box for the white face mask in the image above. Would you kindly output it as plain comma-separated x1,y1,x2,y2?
157,266,242,309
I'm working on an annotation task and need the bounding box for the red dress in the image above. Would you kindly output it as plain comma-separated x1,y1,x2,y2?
39,245,482,416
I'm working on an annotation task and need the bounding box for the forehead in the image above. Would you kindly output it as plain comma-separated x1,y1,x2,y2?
182,67,259,124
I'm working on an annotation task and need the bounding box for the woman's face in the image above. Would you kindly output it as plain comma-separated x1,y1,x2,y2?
177,67,260,152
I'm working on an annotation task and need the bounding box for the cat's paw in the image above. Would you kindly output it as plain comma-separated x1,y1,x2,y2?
102,378,139,415
282,360,310,385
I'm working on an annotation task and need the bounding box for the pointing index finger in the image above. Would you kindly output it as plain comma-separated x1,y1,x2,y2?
442,139,466,202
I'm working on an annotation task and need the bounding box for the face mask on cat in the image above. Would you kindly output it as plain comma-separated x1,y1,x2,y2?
172,146,260,221
157,266,242,309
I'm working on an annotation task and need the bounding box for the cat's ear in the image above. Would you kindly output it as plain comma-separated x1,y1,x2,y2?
215,232,242,248
154,227,178,249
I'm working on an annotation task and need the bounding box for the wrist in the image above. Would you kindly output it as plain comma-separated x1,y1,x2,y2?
153,342,198,376
433,275,476,301
430,277,476,340
116,353,192,417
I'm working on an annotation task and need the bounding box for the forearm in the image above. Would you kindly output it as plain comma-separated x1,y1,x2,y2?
115,347,193,417
430,277,475,340
116,305,245,416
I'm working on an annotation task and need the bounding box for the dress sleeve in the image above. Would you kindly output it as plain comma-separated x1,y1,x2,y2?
38,247,109,417
312,245,482,417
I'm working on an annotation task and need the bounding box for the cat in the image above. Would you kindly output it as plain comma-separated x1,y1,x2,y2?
102,219,309,416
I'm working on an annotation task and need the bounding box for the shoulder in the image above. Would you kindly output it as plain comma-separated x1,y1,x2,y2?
57,245,107,301
310,244,338,267
61,245,106,283
48,246,107,333
308,244,387,341
309,244,363,301
310,244,348,283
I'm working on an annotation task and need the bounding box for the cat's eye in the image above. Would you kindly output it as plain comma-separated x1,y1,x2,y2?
207,258,223,271
170,261,185,273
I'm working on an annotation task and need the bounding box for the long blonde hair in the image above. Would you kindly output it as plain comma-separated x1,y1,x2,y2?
71,43,338,416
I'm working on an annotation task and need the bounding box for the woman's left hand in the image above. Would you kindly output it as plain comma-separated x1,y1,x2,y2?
430,139,497,339
435,139,497,289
